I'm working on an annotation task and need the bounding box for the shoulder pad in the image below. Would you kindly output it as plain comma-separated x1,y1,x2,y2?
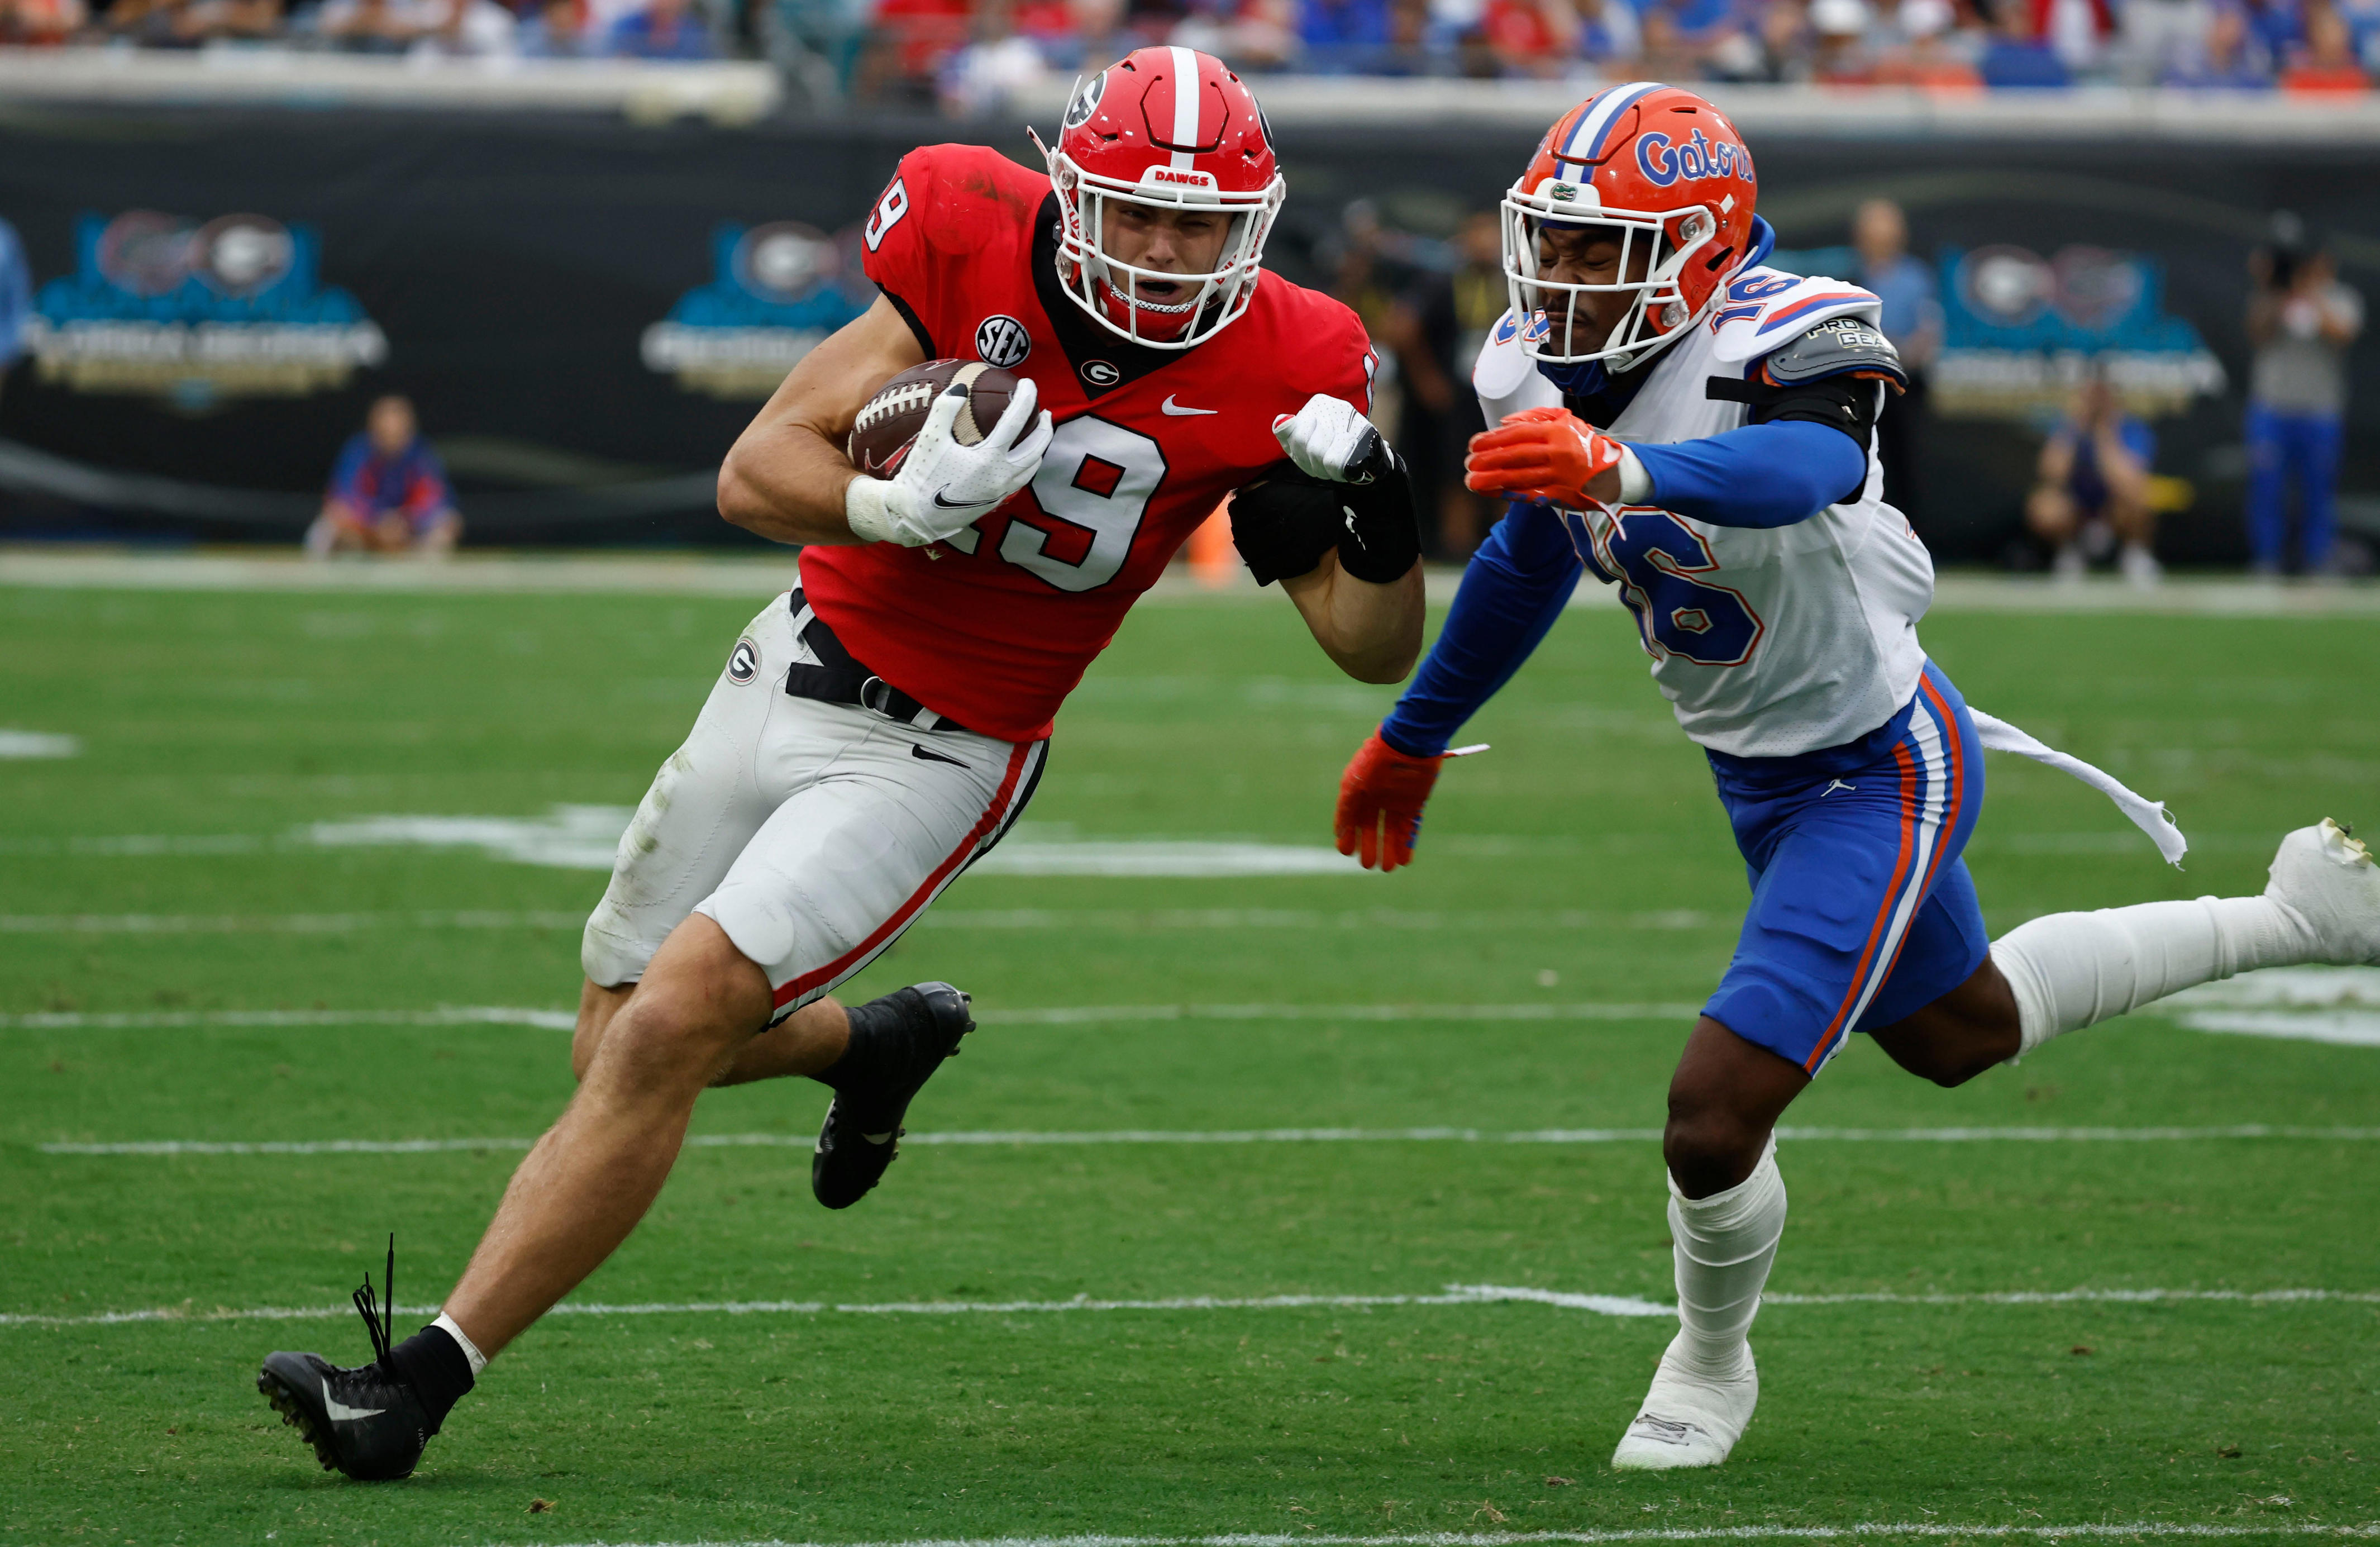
897,144,1039,256
1710,270,1886,366
1760,313,1908,391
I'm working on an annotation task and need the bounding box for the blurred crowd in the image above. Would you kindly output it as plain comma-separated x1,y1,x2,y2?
0,0,723,57
7,0,2379,101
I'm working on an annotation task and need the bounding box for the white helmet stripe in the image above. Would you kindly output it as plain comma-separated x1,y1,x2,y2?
1558,80,1664,169
1168,45,1201,170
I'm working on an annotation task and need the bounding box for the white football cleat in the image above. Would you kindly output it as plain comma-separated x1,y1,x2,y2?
1610,1332,1758,1470
2265,820,2380,965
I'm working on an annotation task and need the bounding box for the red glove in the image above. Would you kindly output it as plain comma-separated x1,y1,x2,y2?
1335,729,1443,873
1464,405,1625,508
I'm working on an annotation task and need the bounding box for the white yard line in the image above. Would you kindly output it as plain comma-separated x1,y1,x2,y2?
442,1527,2380,1547
0,1003,1702,1032
9,1282,2377,1331
8,549,2380,615
0,1006,576,1031
37,1124,2380,1156
971,1004,1709,1025
0,729,79,759
0,910,584,935
0,906,1723,935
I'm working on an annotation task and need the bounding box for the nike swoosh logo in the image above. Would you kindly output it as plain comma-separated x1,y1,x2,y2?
1160,396,1218,417
930,489,978,510
910,743,967,768
322,1377,386,1422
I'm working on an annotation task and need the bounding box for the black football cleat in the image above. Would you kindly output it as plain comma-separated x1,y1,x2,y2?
256,1240,437,1481
813,981,974,1210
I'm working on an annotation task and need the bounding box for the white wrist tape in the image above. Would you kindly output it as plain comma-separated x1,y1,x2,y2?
1616,444,1652,504
843,474,895,545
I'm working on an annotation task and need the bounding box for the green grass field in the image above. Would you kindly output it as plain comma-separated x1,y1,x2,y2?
3,571,2377,1547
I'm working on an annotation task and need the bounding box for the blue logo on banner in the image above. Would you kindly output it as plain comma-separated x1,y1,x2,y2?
1934,244,2224,418
641,221,875,398
23,210,385,409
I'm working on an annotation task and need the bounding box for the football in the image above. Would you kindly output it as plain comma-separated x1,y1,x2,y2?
846,358,1021,478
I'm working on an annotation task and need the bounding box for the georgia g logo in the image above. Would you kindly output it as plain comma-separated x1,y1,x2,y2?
727,637,760,685
1063,70,1106,130
976,314,1031,368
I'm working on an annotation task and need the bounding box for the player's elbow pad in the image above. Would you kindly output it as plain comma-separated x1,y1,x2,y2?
1228,467,1343,585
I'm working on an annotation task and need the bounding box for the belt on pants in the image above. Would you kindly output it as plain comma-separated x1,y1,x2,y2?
781,589,976,737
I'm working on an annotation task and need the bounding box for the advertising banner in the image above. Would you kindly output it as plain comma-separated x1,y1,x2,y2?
1,108,2374,563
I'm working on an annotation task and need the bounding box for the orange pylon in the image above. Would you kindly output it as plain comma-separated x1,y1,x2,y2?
1187,499,1236,588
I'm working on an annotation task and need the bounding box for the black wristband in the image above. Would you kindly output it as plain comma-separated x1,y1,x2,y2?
1334,448,1422,584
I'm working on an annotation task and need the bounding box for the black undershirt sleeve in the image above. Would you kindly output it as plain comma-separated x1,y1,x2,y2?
877,288,934,360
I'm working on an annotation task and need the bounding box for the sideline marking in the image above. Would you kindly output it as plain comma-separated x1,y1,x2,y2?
38,1124,2380,1156
437,1527,2380,1547
10,1282,2379,1330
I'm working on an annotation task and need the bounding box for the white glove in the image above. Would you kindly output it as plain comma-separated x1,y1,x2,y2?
1272,392,1386,484
846,375,1053,546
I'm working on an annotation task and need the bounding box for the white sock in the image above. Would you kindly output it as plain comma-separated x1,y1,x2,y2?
1993,895,2316,1055
1667,1136,1786,1379
433,1311,490,1377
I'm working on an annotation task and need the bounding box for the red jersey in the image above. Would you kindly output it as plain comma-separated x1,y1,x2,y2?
799,144,1377,745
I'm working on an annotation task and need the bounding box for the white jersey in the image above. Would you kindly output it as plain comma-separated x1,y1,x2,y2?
1474,268,1934,760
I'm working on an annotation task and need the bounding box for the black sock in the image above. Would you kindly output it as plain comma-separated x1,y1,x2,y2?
818,991,905,1094
386,1325,475,1431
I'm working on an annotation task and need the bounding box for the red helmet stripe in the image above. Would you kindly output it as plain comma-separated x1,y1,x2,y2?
1166,44,1203,167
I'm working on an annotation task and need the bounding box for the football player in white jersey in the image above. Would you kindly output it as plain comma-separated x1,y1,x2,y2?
1331,83,2380,1471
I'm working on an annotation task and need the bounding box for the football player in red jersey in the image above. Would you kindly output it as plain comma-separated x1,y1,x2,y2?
255,46,1427,1482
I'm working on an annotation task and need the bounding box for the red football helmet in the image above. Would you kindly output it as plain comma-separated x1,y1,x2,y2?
1039,46,1286,350
1503,82,1759,369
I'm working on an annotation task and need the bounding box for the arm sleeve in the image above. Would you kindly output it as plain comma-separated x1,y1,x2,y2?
1626,419,1868,530
1377,502,1582,758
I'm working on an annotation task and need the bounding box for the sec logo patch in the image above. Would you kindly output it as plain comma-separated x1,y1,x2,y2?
976,314,1031,368
727,637,760,684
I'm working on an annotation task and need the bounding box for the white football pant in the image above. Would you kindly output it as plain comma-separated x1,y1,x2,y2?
581,594,1046,1022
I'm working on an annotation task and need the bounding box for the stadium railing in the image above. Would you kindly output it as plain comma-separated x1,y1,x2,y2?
4,46,2380,135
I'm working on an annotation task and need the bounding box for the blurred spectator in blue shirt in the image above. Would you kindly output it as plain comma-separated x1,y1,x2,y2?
2162,2,2276,82
1575,0,1640,60
307,396,462,558
0,216,28,416
1300,0,1392,65
2027,373,2161,585
2236,0,2301,65
1853,198,1942,521
1980,0,2070,80
610,0,714,54
517,0,587,50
